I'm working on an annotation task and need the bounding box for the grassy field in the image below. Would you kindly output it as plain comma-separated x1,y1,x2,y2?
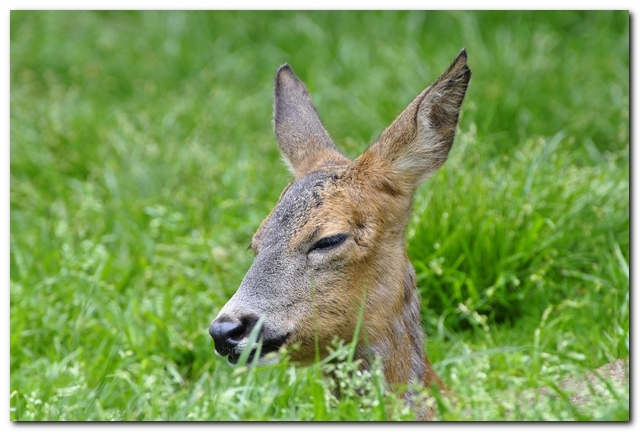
10,11,629,421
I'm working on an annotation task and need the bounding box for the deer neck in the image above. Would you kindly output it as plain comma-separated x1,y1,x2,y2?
358,259,444,395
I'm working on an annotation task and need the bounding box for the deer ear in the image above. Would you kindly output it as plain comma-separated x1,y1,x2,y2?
273,65,349,179
355,49,471,194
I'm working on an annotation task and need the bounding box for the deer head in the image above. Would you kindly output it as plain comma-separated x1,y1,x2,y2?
209,50,471,396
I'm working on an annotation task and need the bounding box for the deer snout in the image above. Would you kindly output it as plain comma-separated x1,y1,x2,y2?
209,314,258,357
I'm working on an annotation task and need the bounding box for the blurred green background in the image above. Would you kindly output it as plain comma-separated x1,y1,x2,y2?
10,11,628,420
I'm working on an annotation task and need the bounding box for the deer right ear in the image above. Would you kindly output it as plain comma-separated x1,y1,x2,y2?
354,50,471,195
273,65,349,179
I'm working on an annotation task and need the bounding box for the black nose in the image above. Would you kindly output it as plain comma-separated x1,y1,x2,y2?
209,317,250,356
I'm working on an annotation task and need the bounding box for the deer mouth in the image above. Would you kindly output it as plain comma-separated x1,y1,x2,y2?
226,333,290,366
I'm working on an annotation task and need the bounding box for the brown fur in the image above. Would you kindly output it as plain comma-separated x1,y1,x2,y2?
209,50,471,420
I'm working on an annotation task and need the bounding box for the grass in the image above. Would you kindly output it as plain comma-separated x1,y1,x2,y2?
10,10,629,421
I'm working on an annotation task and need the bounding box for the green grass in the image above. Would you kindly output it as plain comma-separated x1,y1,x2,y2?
10,11,629,421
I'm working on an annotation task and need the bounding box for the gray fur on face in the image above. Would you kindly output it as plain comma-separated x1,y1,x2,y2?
254,169,340,251
217,168,342,344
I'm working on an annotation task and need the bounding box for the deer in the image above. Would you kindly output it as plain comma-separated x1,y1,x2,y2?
209,49,471,420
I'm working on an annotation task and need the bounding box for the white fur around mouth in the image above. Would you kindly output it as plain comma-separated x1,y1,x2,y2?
220,339,282,366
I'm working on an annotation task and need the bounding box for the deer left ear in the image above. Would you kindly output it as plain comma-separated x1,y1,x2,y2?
355,49,471,194
273,64,349,179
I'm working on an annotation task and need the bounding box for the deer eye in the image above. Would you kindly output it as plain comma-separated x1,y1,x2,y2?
309,234,348,253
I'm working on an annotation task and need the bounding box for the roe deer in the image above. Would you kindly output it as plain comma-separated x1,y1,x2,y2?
209,49,471,419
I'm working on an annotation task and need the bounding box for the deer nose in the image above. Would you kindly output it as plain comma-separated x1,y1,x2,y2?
209,318,246,356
